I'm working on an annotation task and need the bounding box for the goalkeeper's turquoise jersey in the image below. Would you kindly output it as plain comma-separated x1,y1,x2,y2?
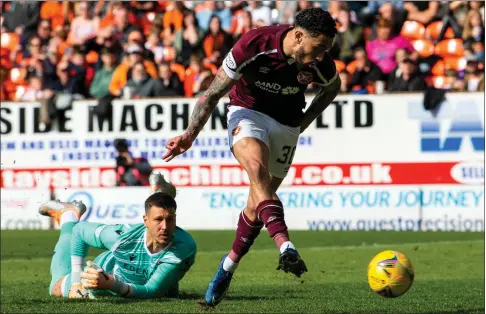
71,222,196,298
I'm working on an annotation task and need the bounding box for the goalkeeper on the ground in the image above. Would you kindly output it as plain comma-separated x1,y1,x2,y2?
39,174,196,299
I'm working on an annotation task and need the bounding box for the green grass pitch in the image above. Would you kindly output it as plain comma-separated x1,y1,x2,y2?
1,230,484,313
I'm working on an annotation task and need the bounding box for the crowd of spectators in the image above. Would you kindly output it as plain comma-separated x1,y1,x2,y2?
1,0,484,113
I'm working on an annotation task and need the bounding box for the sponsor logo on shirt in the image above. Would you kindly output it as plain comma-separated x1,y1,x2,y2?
255,81,300,95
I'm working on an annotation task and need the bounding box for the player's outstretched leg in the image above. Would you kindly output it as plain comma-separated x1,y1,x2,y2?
39,200,87,297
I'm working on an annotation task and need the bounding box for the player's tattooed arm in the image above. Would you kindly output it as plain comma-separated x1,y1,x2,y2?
184,68,235,140
300,75,341,133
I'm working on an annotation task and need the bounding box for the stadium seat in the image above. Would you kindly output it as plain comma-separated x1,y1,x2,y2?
430,76,446,89
431,60,445,76
9,68,26,85
435,39,464,58
425,21,455,41
334,60,346,73
170,63,186,82
411,39,435,58
443,57,467,72
86,51,99,64
400,21,426,40
0,33,19,52
346,60,358,75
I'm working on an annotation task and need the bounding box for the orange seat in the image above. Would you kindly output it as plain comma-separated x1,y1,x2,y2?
346,60,358,75
334,60,346,73
431,60,445,76
411,39,435,58
0,33,19,52
443,57,467,71
435,39,464,58
9,68,27,85
400,21,426,40
170,62,186,82
86,51,99,64
429,76,446,89
425,21,455,41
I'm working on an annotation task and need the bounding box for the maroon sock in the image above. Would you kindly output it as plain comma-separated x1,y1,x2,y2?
230,210,264,262
256,200,289,240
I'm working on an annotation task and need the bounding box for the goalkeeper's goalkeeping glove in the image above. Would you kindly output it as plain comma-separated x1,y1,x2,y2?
81,261,131,297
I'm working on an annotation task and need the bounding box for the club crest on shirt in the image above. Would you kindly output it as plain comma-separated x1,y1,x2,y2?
259,67,270,74
297,71,313,84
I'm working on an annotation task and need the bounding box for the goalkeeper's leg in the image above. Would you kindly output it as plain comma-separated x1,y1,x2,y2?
39,200,86,297
49,222,76,297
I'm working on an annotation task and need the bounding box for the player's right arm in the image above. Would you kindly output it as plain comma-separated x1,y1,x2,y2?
70,223,127,285
162,68,235,162
163,32,258,162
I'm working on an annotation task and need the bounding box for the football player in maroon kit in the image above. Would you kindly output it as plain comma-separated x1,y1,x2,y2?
163,8,340,306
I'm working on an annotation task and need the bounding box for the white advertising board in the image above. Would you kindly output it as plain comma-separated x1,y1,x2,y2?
55,185,484,232
0,188,51,229
1,93,484,189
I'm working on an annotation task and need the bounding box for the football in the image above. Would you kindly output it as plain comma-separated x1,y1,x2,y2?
367,250,414,298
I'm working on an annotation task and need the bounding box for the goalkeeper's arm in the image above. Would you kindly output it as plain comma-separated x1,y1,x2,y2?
70,223,124,285
82,258,194,298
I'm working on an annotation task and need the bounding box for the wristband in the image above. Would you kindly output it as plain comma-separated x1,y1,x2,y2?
110,275,131,297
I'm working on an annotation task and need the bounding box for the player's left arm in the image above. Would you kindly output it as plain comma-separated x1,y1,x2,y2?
82,255,195,299
300,73,341,133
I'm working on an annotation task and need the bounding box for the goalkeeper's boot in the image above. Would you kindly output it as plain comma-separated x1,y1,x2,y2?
204,254,233,306
149,172,176,198
277,247,308,278
38,200,87,225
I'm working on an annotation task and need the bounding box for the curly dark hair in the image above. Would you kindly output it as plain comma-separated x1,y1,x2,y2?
295,8,337,38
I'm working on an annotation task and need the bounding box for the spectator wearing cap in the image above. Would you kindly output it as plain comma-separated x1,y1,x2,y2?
156,62,184,97
174,10,205,67
125,62,164,99
108,45,158,97
331,7,364,63
90,48,117,99
366,18,415,76
67,1,100,46
387,58,425,92
202,15,233,67
197,1,232,32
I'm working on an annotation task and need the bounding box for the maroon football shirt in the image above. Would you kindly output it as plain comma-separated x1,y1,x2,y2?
222,25,338,127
